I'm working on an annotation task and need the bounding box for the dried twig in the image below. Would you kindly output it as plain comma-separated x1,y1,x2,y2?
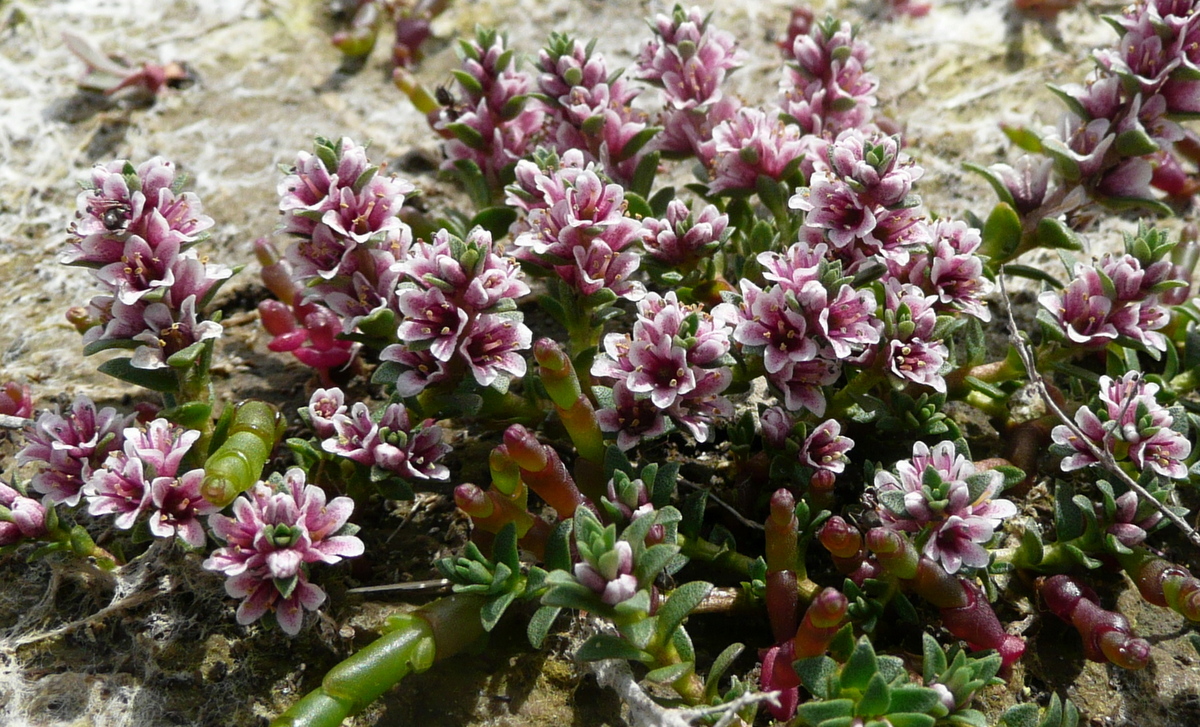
0,414,30,430
997,270,1200,547
582,616,778,727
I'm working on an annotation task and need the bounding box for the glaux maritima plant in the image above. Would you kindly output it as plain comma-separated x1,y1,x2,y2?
7,3,1200,727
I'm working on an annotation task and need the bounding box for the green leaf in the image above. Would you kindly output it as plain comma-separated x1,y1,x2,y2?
793,655,839,699
631,151,661,199
886,715,936,727
841,636,879,691
575,633,650,662
999,703,1040,727
704,642,744,702
1001,124,1043,152
887,685,942,715
541,579,603,612
162,401,213,430
274,574,299,600
1054,481,1084,541
482,591,517,632
97,358,179,393
921,633,947,684
644,661,693,684
651,461,679,508
1034,217,1082,251
655,581,712,645
855,673,892,717
679,490,708,539
634,543,679,586
165,341,206,368
950,709,990,727
82,337,142,356
1115,128,1159,157
528,606,562,649
624,191,654,220
1004,264,1064,288
648,186,676,218
796,699,856,725
962,162,1016,208
470,207,518,239
980,202,1023,262
492,522,520,576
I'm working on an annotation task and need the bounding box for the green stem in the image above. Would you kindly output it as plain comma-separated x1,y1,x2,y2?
826,369,883,420
678,534,758,578
271,594,486,727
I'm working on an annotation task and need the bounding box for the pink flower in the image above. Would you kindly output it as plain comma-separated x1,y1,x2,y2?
642,200,728,269
0,481,48,545
1051,371,1191,479
574,539,638,606
66,157,213,267
733,283,818,374
147,468,217,547
883,283,948,393
703,107,805,195
459,314,531,387
305,387,346,439
18,395,130,506
799,420,853,476
596,380,671,451
84,419,203,534
875,441,1016,574
203,468,364,635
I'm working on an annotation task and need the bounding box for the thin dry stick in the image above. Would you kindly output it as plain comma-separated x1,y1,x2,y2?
997,270,1200,547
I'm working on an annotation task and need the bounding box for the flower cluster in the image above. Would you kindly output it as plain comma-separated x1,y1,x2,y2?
1044,0,1200,202
277,137,414,342
780,16,879,162
307,388,450,482
17,395,130,506
592,292,735,448
734,242,879,414
573,509,638,606
791,130,926,274
881,282,951,394
636,4,744,159
436,28,546,186
761,409,855,491
1038,251,1174,352
536,32,653,183
701,107,806,196
508,150,647,302
1051,371,1192,479
641,199,728,274
875,440,1017,574
83,418,217,547
64,158,229,369
379,226,531,395
203,468,364,635
0,480,49,547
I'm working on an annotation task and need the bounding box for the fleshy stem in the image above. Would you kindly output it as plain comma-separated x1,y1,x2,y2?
501,424,595,515
533,338,606,498
998,272,1200,547
1118,548,1200,622
534,338,603,462
270,594,486,727
867,527,1025,666
766,489,801,643
792,587,849,659
1038,574,1150,669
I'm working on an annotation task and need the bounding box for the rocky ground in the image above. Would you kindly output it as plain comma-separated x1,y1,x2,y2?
1,0,1199,725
